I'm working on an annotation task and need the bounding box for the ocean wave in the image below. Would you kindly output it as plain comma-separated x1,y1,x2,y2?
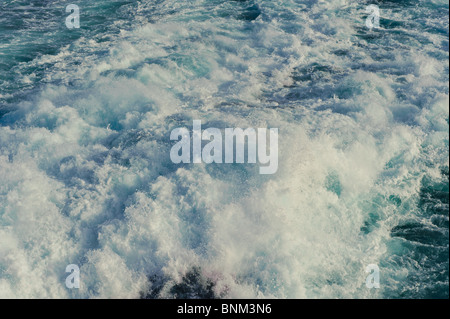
0,0,448,298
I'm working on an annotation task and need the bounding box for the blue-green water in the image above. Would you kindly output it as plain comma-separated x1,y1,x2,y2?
0,0,448,298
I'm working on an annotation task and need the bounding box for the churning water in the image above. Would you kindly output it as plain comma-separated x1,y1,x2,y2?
0,0,448,298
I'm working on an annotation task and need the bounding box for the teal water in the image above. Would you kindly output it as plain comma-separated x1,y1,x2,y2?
0,0,448,298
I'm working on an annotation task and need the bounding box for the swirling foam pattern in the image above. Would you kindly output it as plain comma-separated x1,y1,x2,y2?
0,0,448,298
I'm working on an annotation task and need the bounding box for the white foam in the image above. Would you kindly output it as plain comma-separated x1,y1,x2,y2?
0,0,448,298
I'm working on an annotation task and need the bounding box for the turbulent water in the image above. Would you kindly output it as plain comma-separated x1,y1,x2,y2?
0,0,448,299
